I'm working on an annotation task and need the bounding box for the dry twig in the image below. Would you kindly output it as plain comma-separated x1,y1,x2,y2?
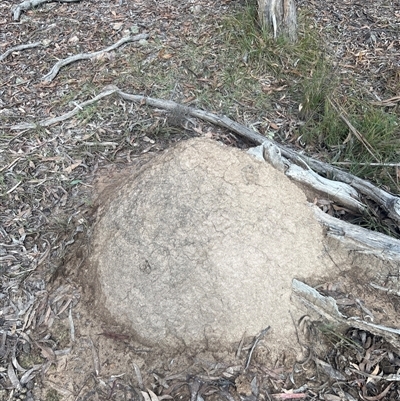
371,96,400,107
245,326,270,371
12,0,81,21
42,34,148,82
328,97,379,162
0,42,41,61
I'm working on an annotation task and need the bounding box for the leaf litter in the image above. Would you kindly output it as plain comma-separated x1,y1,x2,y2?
1,0,400,399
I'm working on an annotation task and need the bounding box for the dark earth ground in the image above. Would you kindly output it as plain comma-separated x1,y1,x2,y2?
1,0,400,400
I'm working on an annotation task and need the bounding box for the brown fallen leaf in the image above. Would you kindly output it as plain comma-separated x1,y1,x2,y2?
64,160,82,174
361,383,393,401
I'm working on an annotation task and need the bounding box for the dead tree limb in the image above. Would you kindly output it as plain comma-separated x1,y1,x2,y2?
12,0,80,21
312,206,400,262
9,86,400,228
292,279,400,350
0,42,41,62
42,34,148,82
9,88,118,130
285,164,366,213
278,146,400,225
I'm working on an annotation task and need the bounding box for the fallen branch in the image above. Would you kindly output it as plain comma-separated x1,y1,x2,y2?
119,88,400,225
42,34,149,82
278,146,400,225
371,95,400,107
286,164,365,213
9,86,400,226
292,279,400,350
10,88,118,130
12,0,80,21
312,206,400,262
0,42,41,61
248,143,366,213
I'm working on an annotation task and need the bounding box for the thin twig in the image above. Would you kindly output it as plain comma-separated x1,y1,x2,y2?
371,95,400,107
244,326,270,371
332,161,400,167
0,42,41,61
6,180,22,194
10,88,118,129
328,97,379,162
42,34,148,82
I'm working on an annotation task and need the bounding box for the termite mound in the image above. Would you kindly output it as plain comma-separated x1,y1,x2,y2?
79,138,340,360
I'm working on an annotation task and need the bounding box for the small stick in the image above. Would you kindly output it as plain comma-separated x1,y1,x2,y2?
12,0,80,21
0,42,41,61
332,162,400,167
244,326,270,371
328,97,379,162
42,34,148,82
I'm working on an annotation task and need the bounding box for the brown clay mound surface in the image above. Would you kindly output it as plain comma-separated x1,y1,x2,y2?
86,138,336,356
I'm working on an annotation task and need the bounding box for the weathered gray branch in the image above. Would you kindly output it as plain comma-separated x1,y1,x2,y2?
312,205,400,262
12,0,80,21
292,279,400,350
278,146,400,225
9,86,400,229
0,42,41,61
286,164,366,213
42,34,148,82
